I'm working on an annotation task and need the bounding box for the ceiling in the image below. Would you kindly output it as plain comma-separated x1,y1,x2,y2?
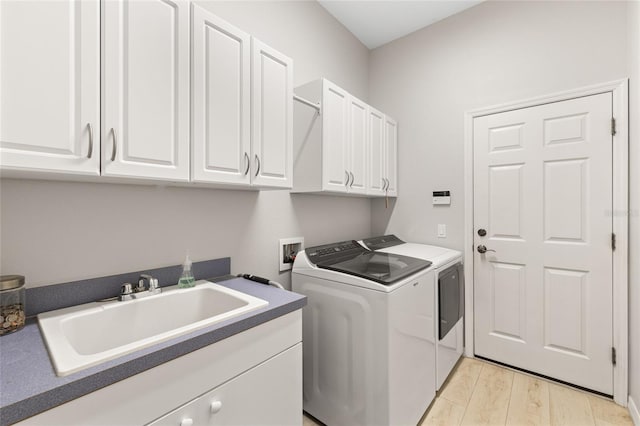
318,0,483,50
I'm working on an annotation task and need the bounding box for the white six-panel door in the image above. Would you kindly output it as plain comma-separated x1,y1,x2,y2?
102,0,189,181
473,92,614,394
251,38,293,188
0,0,100,175
191,4,251,185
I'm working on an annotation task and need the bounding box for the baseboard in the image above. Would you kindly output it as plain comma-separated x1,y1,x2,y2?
629,396,640,426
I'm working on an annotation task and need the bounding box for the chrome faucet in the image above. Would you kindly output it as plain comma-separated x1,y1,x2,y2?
119,274,162,301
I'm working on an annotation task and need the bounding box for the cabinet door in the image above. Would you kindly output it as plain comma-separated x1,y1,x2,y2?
384,116,398,196
322,81,349,192
0,0,99,175
191,5,250,185
251,38,293,188
347,96,368,194
149,343,302,426
367,107,385,196
102,0,189,181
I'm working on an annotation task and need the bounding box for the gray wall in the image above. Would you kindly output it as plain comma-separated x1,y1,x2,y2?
369,0,628,249
628,0,640,415
368,0,635,406
0,0,371,289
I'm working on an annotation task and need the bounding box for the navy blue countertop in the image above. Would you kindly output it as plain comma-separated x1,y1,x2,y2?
0,278,306,425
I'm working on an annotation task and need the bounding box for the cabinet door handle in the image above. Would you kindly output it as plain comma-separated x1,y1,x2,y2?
381,177,386,191
210,400,222,413
349,172,354,188
254,154,261,177
385,178,390,191
110,128,117,161
87,123,94,159
345,170,349,187
179,419,194,426
243,152,250,175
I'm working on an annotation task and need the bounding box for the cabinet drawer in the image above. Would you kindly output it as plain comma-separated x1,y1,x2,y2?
149,343,302,426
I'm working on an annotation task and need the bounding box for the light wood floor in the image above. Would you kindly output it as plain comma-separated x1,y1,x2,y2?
303,357,634,426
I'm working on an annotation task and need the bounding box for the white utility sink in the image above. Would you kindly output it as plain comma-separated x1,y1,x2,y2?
38,280,268,376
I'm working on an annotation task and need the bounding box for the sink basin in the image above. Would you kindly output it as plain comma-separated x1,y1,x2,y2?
38,280,268,376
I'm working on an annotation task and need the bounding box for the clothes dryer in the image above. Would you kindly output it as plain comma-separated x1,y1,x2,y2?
362,235,464,390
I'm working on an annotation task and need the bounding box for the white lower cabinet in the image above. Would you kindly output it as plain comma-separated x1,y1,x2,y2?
150,344,301,426
17,312,302,426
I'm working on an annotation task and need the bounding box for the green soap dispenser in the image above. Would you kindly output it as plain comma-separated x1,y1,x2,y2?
178,254,196,288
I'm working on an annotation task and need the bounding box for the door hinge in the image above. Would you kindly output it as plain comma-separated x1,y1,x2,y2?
612,233,616,251
612,347,617,366
611,117,617,136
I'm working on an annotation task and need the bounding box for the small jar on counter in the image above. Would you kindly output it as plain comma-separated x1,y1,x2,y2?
0,275,26,336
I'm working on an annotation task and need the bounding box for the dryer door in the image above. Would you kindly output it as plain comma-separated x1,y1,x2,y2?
438,263,463,340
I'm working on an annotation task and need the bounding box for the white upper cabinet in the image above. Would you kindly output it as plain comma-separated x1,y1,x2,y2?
0,0,100,176
190,6,292,189
102,0,190,182
251,38,293,188
293,78,397,197
367,108,397,197
368,107,385,196
1,1,292,189
384,116,398,196
347,95,368,195
191,4,251,185
322,81,349,192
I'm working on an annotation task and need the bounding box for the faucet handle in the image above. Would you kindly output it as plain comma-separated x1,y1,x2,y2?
121,283,133,295
135,277,147,292
138,274,161,293
149,277,159,290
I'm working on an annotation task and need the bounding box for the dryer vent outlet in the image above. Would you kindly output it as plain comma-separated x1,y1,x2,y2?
279,237,304,271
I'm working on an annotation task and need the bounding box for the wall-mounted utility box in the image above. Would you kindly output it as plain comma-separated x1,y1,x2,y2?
433,191,451,205
279,237,304,271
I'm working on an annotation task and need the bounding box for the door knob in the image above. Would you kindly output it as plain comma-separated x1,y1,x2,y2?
477,245,496,254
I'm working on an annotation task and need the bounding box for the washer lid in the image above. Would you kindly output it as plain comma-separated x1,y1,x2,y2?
305,240,432,285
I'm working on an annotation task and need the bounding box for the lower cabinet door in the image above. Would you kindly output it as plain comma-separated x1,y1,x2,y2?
148,343,302,426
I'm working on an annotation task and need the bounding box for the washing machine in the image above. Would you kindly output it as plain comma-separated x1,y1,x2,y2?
292,240,436,426
361,235,464,390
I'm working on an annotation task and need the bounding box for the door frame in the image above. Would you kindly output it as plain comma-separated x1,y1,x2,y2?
463,79,629,405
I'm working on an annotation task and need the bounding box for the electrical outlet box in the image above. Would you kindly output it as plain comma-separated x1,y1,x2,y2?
279,237,304,271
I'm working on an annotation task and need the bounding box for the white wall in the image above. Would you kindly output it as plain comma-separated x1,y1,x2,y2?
369,0,628,250
0,0,370,289
368,0,635,406
627,0,640,416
